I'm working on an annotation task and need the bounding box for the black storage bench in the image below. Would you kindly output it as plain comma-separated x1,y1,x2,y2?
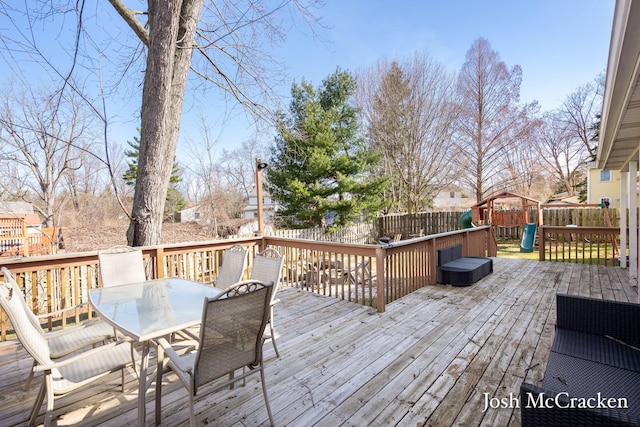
436,244,492,286
520,294,640,426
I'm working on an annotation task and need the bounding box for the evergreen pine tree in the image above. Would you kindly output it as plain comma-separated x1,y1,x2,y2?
123,130,186,218
267,69,389,229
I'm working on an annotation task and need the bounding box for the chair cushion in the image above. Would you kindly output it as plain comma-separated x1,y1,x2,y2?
552,328,640,372
542,351,640,419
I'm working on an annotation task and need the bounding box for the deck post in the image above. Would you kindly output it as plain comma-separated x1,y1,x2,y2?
629,160,638,289
154,247,165,278
375,246,386,312
620,170,628,268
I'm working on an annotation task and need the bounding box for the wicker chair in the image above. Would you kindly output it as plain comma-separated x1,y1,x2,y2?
157,280,275,426
1,266,116,389
210,244,248,290
248,248,284,357
98,246,147,287
0,281,137,427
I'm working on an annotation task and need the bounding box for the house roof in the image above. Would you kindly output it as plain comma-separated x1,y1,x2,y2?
470,191,541,208
0,201,34,215
598,0,640,171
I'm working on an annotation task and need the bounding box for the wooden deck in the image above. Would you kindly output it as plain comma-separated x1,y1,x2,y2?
0,258,636,427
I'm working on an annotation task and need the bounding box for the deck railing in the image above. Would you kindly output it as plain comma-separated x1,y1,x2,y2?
0,226,492,341
539,226,622,266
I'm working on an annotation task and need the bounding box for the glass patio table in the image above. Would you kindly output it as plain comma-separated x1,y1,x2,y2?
89,277,222,426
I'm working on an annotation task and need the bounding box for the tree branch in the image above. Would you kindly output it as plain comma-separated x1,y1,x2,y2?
108,0,150,47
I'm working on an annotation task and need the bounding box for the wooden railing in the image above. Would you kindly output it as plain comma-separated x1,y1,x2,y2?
0,227,492,340
539,226,622,266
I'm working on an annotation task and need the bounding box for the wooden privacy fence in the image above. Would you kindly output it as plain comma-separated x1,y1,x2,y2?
375,208,624,242
271,222,376,244
0,227,492,340
376,211,466,239
542,207,620,227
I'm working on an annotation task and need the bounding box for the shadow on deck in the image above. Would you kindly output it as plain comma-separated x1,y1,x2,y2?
0,258,636,426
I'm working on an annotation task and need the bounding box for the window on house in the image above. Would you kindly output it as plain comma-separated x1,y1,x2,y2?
194,212,200,220
600,170,612,182
449,192,455,198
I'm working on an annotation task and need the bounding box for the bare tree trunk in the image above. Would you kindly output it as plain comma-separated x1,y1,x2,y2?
127,0,203,246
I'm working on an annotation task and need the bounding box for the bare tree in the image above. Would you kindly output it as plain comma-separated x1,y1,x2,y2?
534,112,589,196
357,54,460,213
455,37,539,202
181,113,254,237
220,139,268,199
559,73,604,160
502,124,550,199
0,87,96,227
1,1,323,246
108,0,324,246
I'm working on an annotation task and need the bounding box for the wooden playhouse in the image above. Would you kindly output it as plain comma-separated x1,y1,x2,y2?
470,192,542,251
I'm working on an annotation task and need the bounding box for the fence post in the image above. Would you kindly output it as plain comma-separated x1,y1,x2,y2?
154,247,165,278
427,238,437,285
538,227,546,261
375,246,386,313
487,227,497,257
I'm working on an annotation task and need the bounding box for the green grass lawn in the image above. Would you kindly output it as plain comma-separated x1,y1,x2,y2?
496,240,539,260
496,239,618,265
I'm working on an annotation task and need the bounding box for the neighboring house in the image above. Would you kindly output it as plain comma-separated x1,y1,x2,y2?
598,0,640,285
0,201,52,256
431,188,475,211
547,192,581,205
0,201,42,231
241,187,278,222
587,162,640,209
177,205,202,223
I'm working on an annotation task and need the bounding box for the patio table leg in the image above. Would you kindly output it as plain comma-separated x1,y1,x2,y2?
156,343,164,425
138,341,150,427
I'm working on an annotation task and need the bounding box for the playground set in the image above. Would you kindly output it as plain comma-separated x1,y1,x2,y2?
460,192,541,253
459,191,618,255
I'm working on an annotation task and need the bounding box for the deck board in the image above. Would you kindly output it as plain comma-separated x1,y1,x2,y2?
0,258,636,427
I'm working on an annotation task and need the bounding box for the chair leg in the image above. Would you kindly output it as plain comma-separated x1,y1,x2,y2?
188,377,196,427
44,387,54,427
44,376,55,427
28,379,46,426
269,321,280,358
259,365,274,426
269,305,280,358
25,360,36,390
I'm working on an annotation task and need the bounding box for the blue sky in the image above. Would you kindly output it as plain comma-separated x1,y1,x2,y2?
284,0,613,108
0,1,616,157
216,0,615,150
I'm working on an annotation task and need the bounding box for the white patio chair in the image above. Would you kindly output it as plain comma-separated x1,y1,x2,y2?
98,246,147,287
157,280,275,426
248,248,284,357
0,281,138,427
209,243,248,290
98,246,147,367
1,266,116,389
